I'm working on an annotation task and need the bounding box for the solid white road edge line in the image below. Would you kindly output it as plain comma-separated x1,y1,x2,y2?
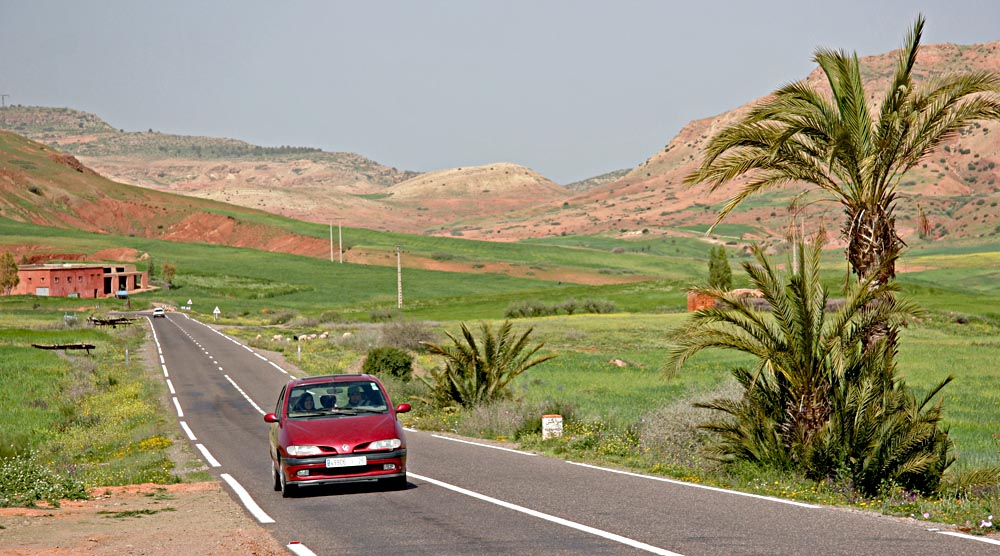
195,443,221,467
936,530,1000,546
566,461,820,509
219,473,275,524
430,434,537,456
408,472,685,556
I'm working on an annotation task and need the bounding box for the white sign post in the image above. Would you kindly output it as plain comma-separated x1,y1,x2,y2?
213,306,221,321
542,414,563,439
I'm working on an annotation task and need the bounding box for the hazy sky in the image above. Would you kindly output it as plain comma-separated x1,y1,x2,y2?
2,1,999,184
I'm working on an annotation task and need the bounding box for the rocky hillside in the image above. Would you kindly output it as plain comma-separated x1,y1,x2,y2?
0,129,330,260
468,41,1000,246
3,40,1000,247
0,107,571,234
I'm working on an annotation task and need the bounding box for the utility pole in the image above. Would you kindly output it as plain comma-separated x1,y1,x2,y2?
338,220,343,264
0,94,9,108
329,222,334,262
396,244,402,309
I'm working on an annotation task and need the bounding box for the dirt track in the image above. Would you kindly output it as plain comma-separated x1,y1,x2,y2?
0,482,285,555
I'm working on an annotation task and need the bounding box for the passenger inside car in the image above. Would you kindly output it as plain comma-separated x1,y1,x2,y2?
346,386,366,407
291,394,315,411
319,394,335,409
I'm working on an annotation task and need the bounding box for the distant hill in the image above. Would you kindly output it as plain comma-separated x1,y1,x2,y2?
463,41,1000,247
0,129,330,261
378,163,569,236
0,107,570,234
564,169,630,193
3,39,1000,248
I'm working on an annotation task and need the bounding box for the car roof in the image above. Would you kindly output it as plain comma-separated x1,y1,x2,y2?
289,374,378,387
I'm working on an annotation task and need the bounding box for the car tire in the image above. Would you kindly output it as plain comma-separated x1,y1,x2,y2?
271,459,281,492
278,458,295,498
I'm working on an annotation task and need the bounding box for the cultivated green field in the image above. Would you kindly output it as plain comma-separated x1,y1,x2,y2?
2,215,999,527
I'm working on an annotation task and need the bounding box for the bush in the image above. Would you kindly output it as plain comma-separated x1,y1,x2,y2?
363,346,413,380
419,321,555,408
0,453,87,508
370,308,399,322
582,298,618,314
558,298,580,315
380,319,436,352
503,298,617,319
504,300,556,319
266,309,296,325
318,310,341,323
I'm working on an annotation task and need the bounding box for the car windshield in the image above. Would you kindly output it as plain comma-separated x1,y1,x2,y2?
287,381,388,418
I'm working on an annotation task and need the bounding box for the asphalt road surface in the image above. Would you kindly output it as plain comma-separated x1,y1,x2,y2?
147,313,1000,556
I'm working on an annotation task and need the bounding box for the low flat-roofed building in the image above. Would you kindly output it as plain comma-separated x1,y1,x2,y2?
9,263,149,299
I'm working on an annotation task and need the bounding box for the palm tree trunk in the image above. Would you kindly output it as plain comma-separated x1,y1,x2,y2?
844,203,902,352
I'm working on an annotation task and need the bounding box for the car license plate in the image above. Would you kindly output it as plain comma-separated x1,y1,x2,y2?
326,456,366,468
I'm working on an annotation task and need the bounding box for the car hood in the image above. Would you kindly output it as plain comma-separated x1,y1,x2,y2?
282,413,402,451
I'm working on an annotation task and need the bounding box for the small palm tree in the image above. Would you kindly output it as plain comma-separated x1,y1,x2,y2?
420,320,555,408
667,238,953,495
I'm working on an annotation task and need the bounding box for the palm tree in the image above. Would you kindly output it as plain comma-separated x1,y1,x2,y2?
667,239,953,494
420,320,555,408
685,15,1000,290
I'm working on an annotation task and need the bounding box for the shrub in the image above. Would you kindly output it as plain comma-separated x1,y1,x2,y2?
0,453,87,508
504,298,617,319
419,321,556,408
370,308,398,322
558,298,580,315
363,346,413,380
380,319,436,352
504,300,556,319
668,240,953,497
318,310,341,323
267,309,296,325
582,298,618,314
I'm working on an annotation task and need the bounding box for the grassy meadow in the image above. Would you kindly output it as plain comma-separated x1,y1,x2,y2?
2,215,999,529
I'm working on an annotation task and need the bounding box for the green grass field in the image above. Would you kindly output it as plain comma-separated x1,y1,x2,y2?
2,215,1000,527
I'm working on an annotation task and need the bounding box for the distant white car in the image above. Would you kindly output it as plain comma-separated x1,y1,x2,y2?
152,307,166,318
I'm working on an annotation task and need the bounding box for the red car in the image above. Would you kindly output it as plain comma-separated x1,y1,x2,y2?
264,373,411,497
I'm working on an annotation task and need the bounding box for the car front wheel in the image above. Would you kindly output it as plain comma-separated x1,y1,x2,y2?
278,457,295,498
271,458,281,491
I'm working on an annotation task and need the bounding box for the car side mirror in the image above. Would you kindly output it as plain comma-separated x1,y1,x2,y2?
394,403,411,414
264,413,279,423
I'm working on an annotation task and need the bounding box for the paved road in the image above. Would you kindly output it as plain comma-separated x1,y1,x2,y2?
148,313,1000,556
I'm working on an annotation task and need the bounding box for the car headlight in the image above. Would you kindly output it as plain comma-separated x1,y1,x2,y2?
286,445,323,456
368,438,401,450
